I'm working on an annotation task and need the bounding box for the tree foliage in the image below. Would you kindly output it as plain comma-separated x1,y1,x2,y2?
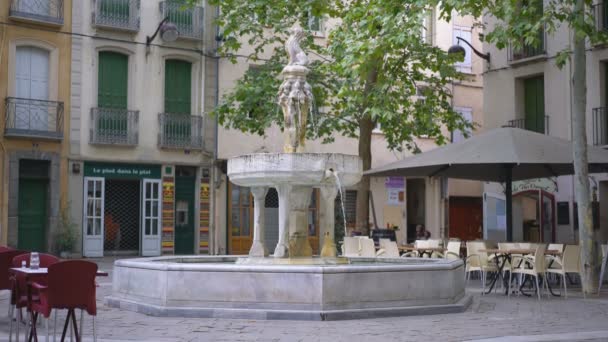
196,0,471,152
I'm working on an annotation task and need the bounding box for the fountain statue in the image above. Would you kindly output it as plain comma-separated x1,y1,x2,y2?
279,25,314,153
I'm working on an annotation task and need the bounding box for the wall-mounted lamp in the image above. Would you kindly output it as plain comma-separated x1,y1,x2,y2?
448,36,491,62
146,17,179,47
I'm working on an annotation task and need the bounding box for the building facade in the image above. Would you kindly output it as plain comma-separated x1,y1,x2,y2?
212,10,485,255
68,0,217,257
0,0,72,252
482,1,608,243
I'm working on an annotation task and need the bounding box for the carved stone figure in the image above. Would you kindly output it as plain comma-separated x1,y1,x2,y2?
278,25,314,153
286,26,309,66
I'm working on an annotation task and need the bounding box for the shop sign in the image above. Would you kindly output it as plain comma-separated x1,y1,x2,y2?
84,162,161,179
512,178,557,194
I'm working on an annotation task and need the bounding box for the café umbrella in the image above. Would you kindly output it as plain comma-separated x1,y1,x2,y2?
364,127,608,241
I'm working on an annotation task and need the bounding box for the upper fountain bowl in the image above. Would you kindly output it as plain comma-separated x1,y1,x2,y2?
228,153,362,188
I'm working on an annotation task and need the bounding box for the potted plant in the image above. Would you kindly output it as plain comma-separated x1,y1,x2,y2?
55,207,78,259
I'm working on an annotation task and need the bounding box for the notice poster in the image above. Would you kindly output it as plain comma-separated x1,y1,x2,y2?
385,177,405,206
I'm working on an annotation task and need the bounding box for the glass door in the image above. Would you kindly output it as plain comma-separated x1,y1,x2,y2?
83,177,105,257
484,192,506,241
141,179,161,256
541,191,555,243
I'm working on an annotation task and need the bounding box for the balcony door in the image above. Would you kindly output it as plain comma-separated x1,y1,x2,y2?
15,46,49,131
98,51,128,137
524,76,545,134
164,59,192,144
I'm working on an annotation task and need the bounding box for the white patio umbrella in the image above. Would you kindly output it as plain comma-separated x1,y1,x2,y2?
364,127,608,241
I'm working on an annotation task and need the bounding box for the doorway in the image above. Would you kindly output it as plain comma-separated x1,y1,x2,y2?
449,197,482,241
513,190,555,243
406,179,426,243
18,160,49,251
175,166,196,255
104,179,140,255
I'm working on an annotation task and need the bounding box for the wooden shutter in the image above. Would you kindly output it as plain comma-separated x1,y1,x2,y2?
164,60,192,114
98,51,128,109
524,76,544,133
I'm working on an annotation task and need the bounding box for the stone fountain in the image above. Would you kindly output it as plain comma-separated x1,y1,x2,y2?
107,26,470,321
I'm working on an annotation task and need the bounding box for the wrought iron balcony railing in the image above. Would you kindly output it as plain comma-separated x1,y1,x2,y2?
159,1,204,40
93,0,140,32
594,2,608,32
593,107,608,146
158,113,204,150
9,0,64,26
5,97,63,140
508,29,546,62
90,107,139,146
505,115,549,135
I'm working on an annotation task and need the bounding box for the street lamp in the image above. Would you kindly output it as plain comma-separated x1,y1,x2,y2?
146,17,179,46
448,36,490,62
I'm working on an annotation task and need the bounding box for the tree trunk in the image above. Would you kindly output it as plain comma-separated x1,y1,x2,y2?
356,117,374,235
573,0,598,295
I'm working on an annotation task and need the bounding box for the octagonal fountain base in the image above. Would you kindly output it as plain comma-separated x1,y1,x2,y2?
106,256,471,321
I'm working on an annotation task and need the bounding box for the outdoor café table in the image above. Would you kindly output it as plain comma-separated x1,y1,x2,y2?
398,246,446,257
480,248,561,296
9,267,108,342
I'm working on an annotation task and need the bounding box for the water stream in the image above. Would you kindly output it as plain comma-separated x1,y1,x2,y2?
331,170,348,239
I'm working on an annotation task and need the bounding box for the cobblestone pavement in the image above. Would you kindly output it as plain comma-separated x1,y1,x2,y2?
1,258,608,341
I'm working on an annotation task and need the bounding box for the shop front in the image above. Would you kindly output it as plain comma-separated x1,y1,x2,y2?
82,162,162,257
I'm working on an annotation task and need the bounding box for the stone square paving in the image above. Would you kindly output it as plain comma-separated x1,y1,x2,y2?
1,258,608,341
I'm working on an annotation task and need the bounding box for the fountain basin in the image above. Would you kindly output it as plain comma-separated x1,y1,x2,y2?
227,153,362,188
106,256,470,321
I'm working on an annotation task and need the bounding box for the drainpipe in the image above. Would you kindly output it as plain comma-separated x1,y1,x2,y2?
0,25,6,245
210,4,221,255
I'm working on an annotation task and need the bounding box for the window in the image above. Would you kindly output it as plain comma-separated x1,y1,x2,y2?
421,10,434,44
97,51,129,137
304,11,323,33
453,27,472,73
452,107,473,143
15,46,50,130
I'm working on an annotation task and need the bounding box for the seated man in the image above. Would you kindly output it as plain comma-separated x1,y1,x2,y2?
415,224,431,240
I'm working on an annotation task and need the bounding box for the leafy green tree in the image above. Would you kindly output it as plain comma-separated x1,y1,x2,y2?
440,0,606,294
197,0,470,234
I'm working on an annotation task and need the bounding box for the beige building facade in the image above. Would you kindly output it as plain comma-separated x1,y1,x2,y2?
68,0,218,257
482,2,608,243
214,10,485,255
0,0,72,252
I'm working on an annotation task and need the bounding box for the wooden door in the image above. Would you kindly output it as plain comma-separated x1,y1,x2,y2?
18,178,47,251
228,183,252,255
449,197,482,241
307,189,320,254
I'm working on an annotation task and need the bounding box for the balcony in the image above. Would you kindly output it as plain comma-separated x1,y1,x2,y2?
158,113,204,150
93,0,140,32
5,97,63,140
159,1,204,41
90,107,139,146
593,107,608,146
594,2,608,32
9,0,64,26
505,116,549,135
508,30,546,62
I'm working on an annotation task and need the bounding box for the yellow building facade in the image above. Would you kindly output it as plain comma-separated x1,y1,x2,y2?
0,0,71,251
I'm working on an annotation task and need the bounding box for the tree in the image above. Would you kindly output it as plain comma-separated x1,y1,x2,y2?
199,0,470,234
441,0,607,294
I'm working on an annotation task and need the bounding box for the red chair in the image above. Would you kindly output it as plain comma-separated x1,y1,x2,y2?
9,253,59,342
31,260,98,342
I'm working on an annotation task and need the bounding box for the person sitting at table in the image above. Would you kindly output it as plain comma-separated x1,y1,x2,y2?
415,224,431,240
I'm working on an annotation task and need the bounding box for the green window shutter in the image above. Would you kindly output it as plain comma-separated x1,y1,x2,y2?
164,59,192,114
98,51,128,108
100,0,130,19
98,51,128,135
524,76,544,134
